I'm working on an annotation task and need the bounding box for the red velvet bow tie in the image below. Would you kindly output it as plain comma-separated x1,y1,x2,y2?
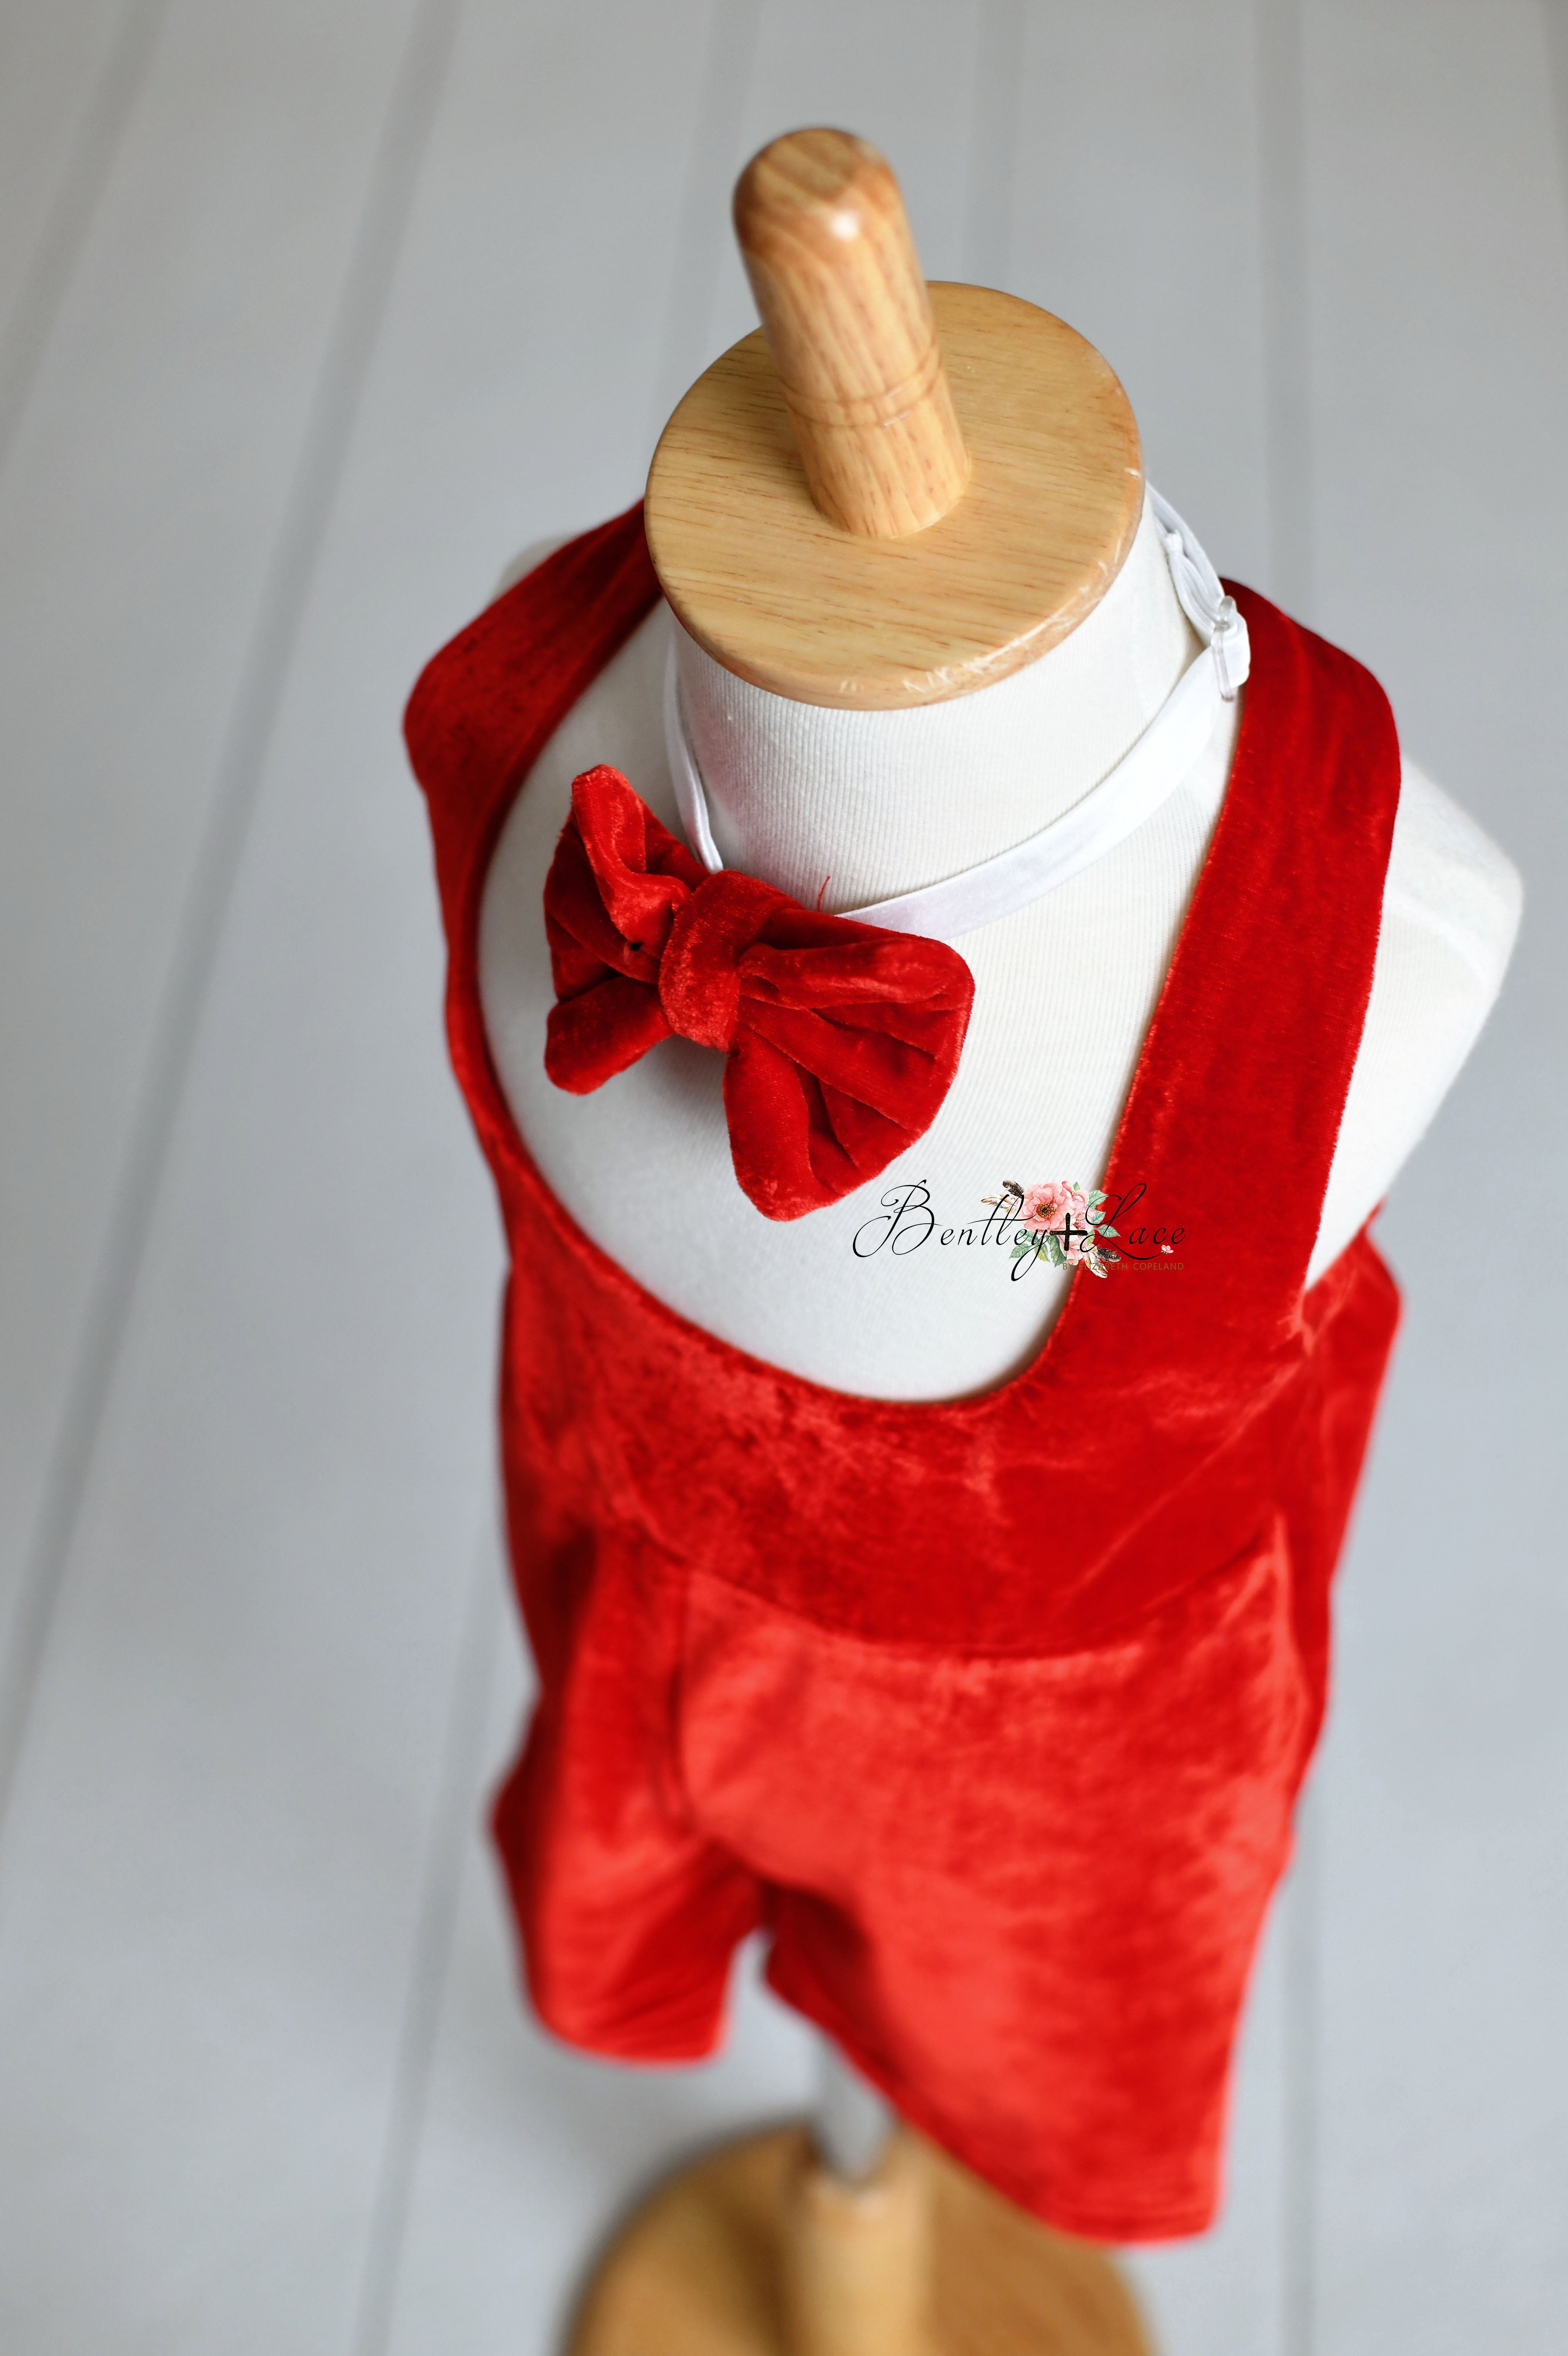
543,765,975,1221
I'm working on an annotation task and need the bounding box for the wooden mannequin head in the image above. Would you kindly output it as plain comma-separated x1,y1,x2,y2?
645,128,1143,712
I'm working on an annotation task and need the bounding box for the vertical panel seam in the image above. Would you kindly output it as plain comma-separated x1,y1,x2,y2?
0,0,467,1862
964,0,1027,288
0,0,172,488
1257,0,1315,620
647,0,763,446
349,1517,508,2356
1541,0,1568,229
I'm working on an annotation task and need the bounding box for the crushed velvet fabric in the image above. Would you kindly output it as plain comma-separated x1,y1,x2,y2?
404,501,1402,2244
543,761,975,1218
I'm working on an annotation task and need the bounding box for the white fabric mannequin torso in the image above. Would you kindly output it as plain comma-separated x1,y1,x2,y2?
479,493,1520,1400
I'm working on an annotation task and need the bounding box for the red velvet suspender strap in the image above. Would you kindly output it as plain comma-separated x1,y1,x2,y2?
405,502,659,937
403,501,661,1171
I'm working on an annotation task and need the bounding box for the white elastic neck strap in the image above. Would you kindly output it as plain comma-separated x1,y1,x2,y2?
664,490,1250,946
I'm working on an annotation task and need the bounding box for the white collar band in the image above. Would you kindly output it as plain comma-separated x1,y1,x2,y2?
663,490,1250,947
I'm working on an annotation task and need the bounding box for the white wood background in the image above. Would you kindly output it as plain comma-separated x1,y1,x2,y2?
0,3,1562,2350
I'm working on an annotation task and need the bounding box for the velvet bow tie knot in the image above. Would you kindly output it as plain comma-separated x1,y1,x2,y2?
659,868,791,1053
543,765,975,1222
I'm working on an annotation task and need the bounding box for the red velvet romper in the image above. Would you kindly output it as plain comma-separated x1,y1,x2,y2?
405,504,1403,2243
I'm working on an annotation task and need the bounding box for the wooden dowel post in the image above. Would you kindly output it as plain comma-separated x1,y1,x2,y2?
783,2131,934,2356
814,2033,897,2183
733,129,970,539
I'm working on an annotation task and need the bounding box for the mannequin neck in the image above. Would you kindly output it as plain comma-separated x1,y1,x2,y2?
674,489,1200,914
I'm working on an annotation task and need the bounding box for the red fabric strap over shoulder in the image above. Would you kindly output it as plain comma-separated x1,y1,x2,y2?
404,504,661,942
402,502,662,1171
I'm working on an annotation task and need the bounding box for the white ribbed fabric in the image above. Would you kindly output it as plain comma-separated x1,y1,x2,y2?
669,491,1200,920
667,492,1248,941
479,488,1520,1401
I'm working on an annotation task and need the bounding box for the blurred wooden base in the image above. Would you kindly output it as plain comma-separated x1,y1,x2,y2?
568,2124,1153,2356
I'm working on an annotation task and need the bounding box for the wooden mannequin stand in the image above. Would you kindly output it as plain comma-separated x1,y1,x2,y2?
569,130,1156,2356
568,2124,1150,2356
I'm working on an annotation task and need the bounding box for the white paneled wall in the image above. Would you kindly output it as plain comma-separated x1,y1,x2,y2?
0,6,1561,2353
0,0,427,1784
1306,7,1568,2350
